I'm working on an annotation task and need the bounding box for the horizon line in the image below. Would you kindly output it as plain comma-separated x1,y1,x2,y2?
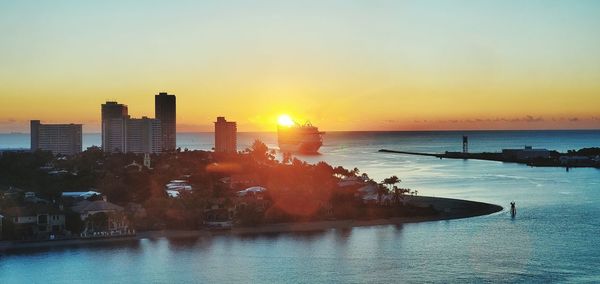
1,128,599,135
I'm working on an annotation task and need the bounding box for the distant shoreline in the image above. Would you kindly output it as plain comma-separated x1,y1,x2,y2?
1,129,600,135
0,196,502,252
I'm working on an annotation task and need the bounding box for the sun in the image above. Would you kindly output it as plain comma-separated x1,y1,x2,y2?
278,114,295,127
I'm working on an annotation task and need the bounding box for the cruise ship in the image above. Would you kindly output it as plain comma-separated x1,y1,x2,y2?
277,122,324,154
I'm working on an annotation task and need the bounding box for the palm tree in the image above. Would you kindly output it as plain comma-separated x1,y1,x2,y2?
382,176,402,205
282,152,292,164
377,183,388,205
382,176,400,191
393,186,401,205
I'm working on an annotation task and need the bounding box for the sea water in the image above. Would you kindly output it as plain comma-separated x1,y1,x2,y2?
1,130,599,283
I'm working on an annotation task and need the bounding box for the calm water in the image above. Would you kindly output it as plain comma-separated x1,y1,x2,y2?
1,130,600,283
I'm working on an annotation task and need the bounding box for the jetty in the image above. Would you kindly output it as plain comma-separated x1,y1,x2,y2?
379,147,600,169
378,149,441,158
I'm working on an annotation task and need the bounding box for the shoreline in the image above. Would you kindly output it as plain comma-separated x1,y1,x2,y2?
0,196,502,252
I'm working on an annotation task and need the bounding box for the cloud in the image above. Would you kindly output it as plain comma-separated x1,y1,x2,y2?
521,115,544,122
417,115,547,124
0,118,21,124
406,115,600,125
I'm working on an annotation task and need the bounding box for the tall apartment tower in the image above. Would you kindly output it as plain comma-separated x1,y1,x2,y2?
30,120,82,156
155,92,176,151
101,101,129,153
214,117,237,153
126,117,162,154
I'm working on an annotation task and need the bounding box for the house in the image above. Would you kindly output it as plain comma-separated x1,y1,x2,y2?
61,191,102,202
337,176,368,188
124,160,143,172
2,205,66,240
165,179,193,198
71,199,132,237
235,187,270,213
24,192,49,204
1,186,23,200
236,186,267,198
356,183,394,205
221,174,260,189
203,198,235,229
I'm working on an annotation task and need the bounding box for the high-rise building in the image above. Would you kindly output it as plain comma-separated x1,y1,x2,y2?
101,101,128,153
214,117,237,153
126,117,162,154
155,92,176,151
30,120,82,156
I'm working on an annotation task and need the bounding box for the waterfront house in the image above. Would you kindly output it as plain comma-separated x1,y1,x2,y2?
356,183,394,205
203,198,236,228
2,205,66,240
337,176,368,188
71,199,131,237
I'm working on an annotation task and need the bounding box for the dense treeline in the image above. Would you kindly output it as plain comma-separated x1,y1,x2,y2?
1,141,431,231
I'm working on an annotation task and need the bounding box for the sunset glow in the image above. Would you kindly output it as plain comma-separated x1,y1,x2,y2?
277,114,295,127
0,1,599,132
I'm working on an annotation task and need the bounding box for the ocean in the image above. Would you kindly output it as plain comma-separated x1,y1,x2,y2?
1,130,599,283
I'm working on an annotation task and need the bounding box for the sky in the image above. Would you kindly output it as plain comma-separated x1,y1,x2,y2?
1,0,599,132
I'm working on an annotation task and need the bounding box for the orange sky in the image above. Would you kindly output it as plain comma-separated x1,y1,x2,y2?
1,1,599,132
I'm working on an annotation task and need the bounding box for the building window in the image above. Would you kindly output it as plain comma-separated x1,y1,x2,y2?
38,214,48,224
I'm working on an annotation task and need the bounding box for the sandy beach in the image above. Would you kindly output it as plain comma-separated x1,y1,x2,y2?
0,196,502,251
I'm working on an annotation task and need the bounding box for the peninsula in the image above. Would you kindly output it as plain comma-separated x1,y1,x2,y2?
0,140,502,248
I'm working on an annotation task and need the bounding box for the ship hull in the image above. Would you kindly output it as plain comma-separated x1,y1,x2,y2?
279,141,322,154
277,123,324,154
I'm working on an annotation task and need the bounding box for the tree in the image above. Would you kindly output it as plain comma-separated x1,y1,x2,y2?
248,140,274,162
382,175,401,205
377,183,388,205
282,152,292,164
333,166,351,178
383,176,401,189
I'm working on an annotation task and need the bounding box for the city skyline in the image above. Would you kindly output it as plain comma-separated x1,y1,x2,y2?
1,1,600,132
